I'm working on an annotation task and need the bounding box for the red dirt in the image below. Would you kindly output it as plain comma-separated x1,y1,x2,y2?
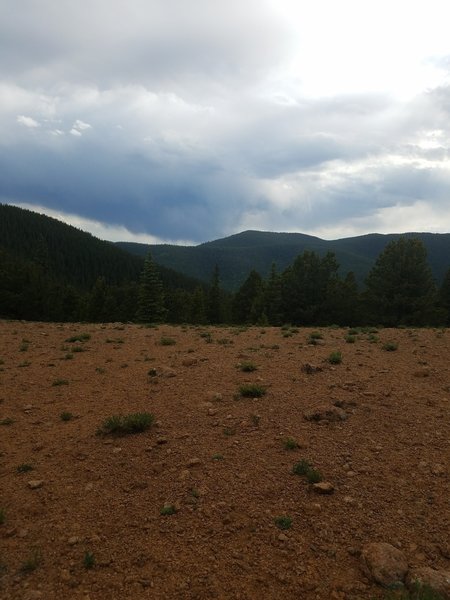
0,321,449,600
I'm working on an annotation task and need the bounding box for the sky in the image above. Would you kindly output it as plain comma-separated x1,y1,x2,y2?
2,0,450,245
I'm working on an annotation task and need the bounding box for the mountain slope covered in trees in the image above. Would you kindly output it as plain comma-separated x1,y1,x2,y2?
117,230,450,290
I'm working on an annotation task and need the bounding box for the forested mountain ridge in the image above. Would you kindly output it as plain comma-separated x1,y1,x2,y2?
117,230,450,290
0,204,208,322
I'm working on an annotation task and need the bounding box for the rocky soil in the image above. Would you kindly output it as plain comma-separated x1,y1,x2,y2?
0,321,449,600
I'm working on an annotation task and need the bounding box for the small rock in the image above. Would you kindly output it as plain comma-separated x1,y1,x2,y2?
313,482,334,494
182,358,197,367
407,567,450,600
68,536,80,546
278,533,288,542
156,437,168,445
431,464,446,476
413,368,431,378
17,528,29,538
60,569,71,582
361,542,408,587
303,405,347,422
23,404,33,411
187,458,201,467
208,408,218,416
85,483,94,491
112,447,122,454
27,480,44,489
178,469,190,480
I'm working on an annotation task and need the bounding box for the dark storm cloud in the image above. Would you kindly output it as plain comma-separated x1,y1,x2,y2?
1,1,450,240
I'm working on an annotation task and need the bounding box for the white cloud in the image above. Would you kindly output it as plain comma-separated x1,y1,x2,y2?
69,128,82,137
17,114,40,128
73,119,91,131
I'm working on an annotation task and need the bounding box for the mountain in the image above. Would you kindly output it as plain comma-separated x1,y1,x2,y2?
117,230,450,290
0,203,203,292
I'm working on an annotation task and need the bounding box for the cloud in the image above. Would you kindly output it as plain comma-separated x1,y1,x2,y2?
17,114,40,128
1,1,450,243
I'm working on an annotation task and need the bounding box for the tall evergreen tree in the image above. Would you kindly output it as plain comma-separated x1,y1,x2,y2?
438,266,450,325
364,238,437,325
264,263,283,325
207,265,223,324
136,252,166,323
280,251,340,325
232,270,265,324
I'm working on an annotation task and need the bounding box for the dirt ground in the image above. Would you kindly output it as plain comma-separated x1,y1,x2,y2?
0,321,449,600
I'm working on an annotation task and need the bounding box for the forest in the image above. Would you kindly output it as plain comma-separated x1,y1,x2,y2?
1,204,450,326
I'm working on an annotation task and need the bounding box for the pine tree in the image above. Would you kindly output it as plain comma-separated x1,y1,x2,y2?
439,267,450,325
364,238,437,325
232,270,265,323
207,265,223,324
136,252,167,323
265,263,283,325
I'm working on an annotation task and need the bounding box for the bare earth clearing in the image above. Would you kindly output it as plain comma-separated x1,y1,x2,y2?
0,321,449,600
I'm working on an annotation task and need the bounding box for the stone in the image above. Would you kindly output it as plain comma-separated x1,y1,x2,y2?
361,542,408,587
313,482,334,494
303,405,347,422
156,436,168,445
68,536,80,546
187,458,201,467
407,567,450,599
278,533,288,542
182,358,198,367
27,480,44,489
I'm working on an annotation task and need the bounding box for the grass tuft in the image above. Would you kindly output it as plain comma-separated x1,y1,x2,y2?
98,412,154,436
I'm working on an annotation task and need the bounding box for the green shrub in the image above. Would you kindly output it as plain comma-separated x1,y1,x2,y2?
159,337,176,346
0,418,14,426
284,438,298,450
160,504,176,516
274,516,292,530
17,464,33,473
328,351,342,364
238,383,267,398
66,333,90,343
292,459,312,476
238,361,257,372
98,412,154,436
306,468,323,483
52,378,69,387
83,551,95,569
382,342,398,352
60,411,74,422
345,335,356,344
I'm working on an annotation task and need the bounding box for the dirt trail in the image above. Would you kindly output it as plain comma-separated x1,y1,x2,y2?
0,322,449,599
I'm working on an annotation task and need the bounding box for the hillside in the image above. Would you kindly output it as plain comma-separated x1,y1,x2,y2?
117,230,450,290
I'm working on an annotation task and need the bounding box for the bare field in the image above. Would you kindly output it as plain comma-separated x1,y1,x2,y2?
0,321,449,600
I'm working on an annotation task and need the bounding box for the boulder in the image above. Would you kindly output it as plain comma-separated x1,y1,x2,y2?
361,542,408,587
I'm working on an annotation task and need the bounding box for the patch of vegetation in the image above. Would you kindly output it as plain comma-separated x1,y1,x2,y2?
283,438,298,450
106,337,124,344
98,412,155,436
17,464,33,473
19,342,29,352
18,361,31,367
238,383,267,398
274,516,292,530
64,353,74,360
71,345,85,353
159,337,176,346
0,418,14,426
160,504,176,516
223,426,236,436
217,338,233,345
83,551,95,570
345,335,356,343
20,547,41,574
212,453,224,460
368,334,379,343
308,331,323,344
382,342,398,352
60,411,74,422
292,459,312,476
328,351,342,364
66,333,91,343
293,459,323,483
306,468,323,484
95,367,106,374
52,378,69,387
0,507,5,524
238,361,257,372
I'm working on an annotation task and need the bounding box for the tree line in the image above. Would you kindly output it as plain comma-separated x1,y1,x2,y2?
1,236,450,326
